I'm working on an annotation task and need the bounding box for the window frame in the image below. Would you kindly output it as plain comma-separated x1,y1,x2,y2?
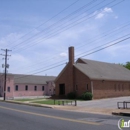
25,85,28,91
7,87,10,92
42,86,44,91
34,86,37,91
15,85,18,91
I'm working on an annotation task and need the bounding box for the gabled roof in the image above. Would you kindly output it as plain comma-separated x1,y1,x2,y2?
74,58,130,81
5,73,56,84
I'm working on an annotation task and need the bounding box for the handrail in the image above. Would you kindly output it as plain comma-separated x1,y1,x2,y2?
117,101,130,109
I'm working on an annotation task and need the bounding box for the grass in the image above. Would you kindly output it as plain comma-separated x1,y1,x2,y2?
32,100,57,105
15,98,45,102
15,98,81,105
32,99,74,105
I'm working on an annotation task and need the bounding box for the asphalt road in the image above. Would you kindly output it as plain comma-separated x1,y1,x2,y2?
0,102,129,130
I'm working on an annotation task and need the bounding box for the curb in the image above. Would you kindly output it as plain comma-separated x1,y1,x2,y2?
0,100,53,109
112,112,130,117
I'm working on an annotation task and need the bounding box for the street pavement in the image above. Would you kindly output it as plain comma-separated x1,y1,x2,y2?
0,101,129,130
1,96,130,115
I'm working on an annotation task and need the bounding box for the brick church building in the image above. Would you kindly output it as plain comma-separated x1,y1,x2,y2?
55,46,130,99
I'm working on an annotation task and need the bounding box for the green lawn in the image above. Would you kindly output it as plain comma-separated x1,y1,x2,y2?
32,99,75,105
15,98,79,105
32,100,57,105
15,98,45,102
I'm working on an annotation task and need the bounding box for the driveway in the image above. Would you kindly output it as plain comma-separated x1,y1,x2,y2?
77,96,130,109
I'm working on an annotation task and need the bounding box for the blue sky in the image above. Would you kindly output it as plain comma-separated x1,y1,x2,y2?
0,0,130,76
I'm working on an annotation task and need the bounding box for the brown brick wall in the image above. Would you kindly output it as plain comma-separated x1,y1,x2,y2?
55,63,74,96
93,80,130,99
73,66,91,96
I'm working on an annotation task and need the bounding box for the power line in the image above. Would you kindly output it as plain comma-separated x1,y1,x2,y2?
6,0,80,49
76,21,130,50
7,0,92,50
2,0,126,78
12,0,123,53
80,36,130,58
14,63,66,80
13,34,130,80
13,20,130,73
9,0,105,51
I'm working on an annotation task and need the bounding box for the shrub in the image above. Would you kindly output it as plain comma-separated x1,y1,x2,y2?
81,92,93,100
67,92,76,99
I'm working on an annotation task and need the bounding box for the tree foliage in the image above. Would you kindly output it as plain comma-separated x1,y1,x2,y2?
123,62,130,70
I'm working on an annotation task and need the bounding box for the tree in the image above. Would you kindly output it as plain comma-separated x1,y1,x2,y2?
123,62,130,70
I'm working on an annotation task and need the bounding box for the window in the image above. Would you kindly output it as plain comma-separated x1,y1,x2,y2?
25,85,28,91
59,84,65,95
87,84,88,90
15,85,18,91
42,86,44,91
7,87,10,92
34,86,37,91
75,85,78,91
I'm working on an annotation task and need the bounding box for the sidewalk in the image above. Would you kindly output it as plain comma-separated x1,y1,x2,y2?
54,106,130,116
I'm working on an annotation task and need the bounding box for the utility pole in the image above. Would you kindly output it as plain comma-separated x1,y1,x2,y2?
0,49,11,100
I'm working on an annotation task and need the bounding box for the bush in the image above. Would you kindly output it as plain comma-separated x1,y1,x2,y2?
81,92,93,100
67,92,76,99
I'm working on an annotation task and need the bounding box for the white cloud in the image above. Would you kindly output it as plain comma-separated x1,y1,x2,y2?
0,33,23,48
95,7,113,19
60,52,67,57
104,7,113,13
95,13,104,19
8,54,31,73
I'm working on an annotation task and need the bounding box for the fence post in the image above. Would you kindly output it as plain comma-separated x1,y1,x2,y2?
54,99,55,105
123,101,125,109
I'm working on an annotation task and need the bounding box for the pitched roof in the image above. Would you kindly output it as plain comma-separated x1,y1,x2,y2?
12,74,56,84
74,58,130,81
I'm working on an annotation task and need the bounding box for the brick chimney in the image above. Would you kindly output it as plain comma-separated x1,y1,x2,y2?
68,46,74,64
